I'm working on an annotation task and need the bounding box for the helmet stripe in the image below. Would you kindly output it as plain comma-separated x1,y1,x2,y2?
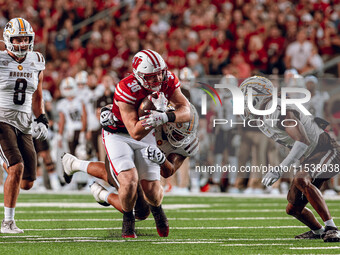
145,49,160,67
141,50,158,68
17,18,26,33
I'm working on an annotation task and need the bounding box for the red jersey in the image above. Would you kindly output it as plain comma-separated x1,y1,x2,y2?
109,71,180,131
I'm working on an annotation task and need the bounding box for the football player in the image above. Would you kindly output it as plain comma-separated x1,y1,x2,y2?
67,49,191,238
0,18,48,233
241,76,340,242
56,77,87,156
62,103,199,222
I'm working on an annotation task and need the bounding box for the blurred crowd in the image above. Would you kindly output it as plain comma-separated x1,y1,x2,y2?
0,0,340,193
0,0,340,100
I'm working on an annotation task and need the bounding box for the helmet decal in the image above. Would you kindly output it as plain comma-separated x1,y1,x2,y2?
132,56,143,69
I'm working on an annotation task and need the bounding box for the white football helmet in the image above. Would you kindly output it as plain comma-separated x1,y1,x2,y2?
220,74,238,97
3,18,35,58
60,77,77,98
132,49,168,92
163,104,199,147
240,76,274,119
75,71,88,86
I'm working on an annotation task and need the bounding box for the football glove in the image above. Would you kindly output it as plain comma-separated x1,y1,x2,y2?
32,122,48,140
100,106,117,127
149,92,168,112
139,110,168,130
262,169,282,187
143,145,166,165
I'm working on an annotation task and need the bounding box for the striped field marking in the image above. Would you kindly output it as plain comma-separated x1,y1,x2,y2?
0,203,210,209
290,247,340,250
23,226,308,231
16,217,296,222
221,243,293,247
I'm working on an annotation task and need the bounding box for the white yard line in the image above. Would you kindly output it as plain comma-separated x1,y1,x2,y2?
23,226,307,231
17,217,295,222
0,235,39,238
221,244,293,246
0,203,210,209
15,210,116,214
290,247,340,250
152,241,222,244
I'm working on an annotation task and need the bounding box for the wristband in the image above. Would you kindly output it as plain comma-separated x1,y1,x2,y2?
35,114,49,128
166,112,176,122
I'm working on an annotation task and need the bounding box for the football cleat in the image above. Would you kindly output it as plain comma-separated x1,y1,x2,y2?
322,226,340,242
61,153,78,184
295,230,322,239
90,182,110,207
150,205,169,237
122,217,137,238
1,220,24,234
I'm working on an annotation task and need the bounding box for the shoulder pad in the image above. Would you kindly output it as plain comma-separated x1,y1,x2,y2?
29,51,45,71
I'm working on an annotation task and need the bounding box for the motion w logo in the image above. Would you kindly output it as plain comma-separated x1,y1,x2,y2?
199,82,222,115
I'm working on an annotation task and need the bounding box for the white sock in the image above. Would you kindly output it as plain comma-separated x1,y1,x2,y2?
98,189,109,203
35,176,43,185
312,227,325,235
49,172,61,190
4,207,15,221
73,159,90,173
324,218,336,228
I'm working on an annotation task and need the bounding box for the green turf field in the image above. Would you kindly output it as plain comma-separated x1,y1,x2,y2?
0,193,339,254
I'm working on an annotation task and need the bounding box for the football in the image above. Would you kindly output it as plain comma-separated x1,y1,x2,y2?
138,93,158,117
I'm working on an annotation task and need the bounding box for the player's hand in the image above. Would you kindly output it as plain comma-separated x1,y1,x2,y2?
139,110,168,130
32,121,48,140
149,92,168,112
262,170,281,187
100,106,117,127
143,145,166,165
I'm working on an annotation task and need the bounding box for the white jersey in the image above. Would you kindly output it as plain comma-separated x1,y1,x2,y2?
258,98,323,158
155,126,199,158
56,97,84,135
76,85,104,131
0,51,45,133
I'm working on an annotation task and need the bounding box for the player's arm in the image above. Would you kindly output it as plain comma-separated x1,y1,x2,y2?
263,110,310,187
32,71,45,117
57,111,65,147
168,87,191,123
31,71,49,140
284,111,310,146
81,102,87,132
281,110,310,166
160,153,187,178
118,101,151,141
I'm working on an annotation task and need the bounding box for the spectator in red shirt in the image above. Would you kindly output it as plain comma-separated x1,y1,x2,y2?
166,37,186,71
68,38,85,67
207,30,231,74
245,35,268,72
265,26,286,74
